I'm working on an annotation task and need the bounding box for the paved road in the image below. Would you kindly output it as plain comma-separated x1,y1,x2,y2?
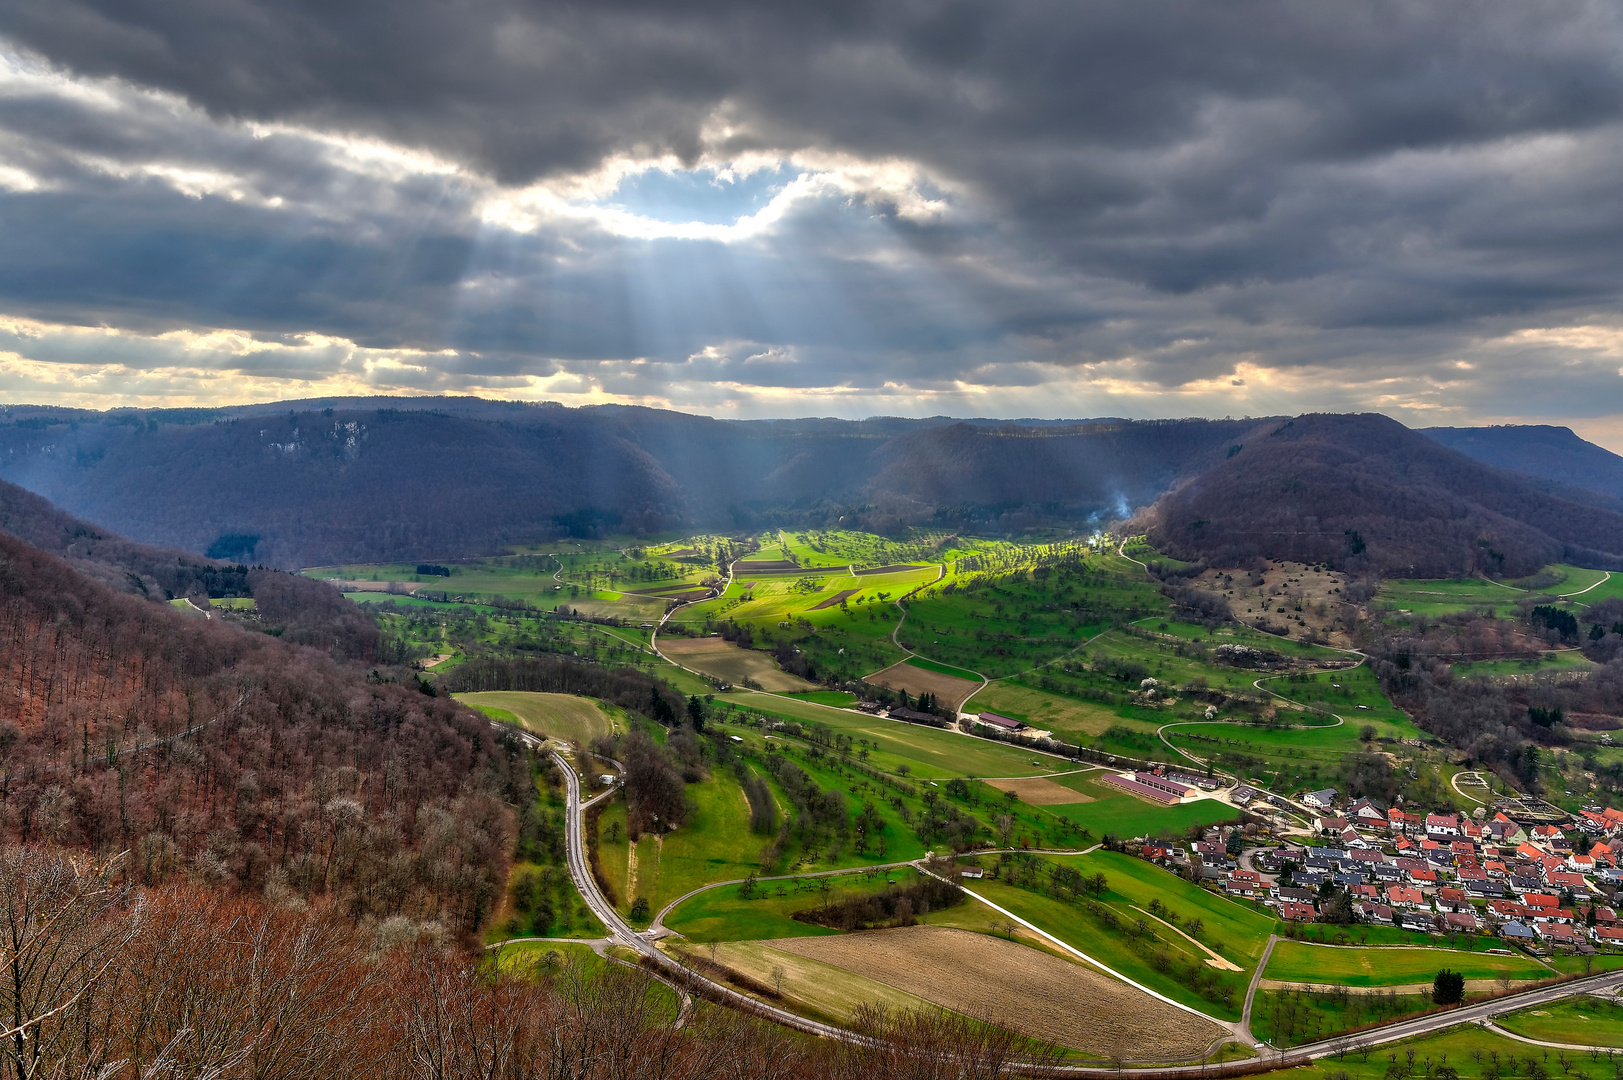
1278,968,1623,1060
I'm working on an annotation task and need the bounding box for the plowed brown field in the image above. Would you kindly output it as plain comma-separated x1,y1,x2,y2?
862,661,980,710
660,637,818,691
770,926,1226,1061
984,776,1094,805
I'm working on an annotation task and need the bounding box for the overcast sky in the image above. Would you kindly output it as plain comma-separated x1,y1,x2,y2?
1,1,1622,443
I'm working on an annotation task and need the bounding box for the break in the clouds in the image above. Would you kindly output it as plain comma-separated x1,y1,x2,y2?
1,1,1623,440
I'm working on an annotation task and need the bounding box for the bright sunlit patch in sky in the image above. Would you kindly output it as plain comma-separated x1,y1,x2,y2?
605,166,785,226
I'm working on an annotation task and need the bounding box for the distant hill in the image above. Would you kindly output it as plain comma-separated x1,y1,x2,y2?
1423,424,1623,502
0,474,377,657
0,401,1252,566
1143,413,1623,577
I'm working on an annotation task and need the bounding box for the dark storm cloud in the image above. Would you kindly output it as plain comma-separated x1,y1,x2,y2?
0,0,1621,423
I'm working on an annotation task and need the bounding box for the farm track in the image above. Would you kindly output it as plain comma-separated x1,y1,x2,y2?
1240,935,1277,1042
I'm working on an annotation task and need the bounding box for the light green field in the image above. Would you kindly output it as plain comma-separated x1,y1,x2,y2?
209,596,257,610
1377,577,1526,617
1377,565,1614,619
1045,850,1276,966
1040,776,1240,839
904,655,984,680
1495,994,1623,1047
721,691,1063,778
1452,650,1595,678
491,940,607,983
455,691,621,746
1263,941,1548,987
783,690,858,707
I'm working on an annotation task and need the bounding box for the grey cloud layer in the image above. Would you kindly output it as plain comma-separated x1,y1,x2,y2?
0,0,1622,422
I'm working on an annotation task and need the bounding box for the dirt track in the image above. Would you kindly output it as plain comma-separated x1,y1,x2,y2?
771,926,1226,1061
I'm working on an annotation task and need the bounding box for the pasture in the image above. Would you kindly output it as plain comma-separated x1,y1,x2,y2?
456,692,619,746
1246,1025,1606,1080
1496,994,1623,1047
1262,941,1548,987
661,869,910,942
961,877,1249,1019
1045,849,1276,967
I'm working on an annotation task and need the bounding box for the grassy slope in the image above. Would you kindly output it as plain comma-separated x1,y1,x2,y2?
962,877,1247,1021
1495,994,1623,1047
456,691,620,746
1047,850,1276,966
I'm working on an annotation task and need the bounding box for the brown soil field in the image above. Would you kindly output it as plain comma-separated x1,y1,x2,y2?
660,637,818,691
856,564,924,575
863,661,981,710
626,586,710,600
984,776,1095,805
810,589,860,611
340,580,425,593
735,560,797,570
771,926,1226,1062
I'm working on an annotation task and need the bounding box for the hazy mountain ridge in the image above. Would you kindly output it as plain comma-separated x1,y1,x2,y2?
0,403,1251,566
1424,423,1623,502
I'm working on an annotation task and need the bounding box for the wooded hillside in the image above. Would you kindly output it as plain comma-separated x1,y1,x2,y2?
1143,413,1623,577
0,527,524,932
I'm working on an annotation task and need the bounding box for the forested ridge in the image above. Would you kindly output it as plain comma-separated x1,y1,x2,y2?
1144,413,1623,578
0,526,526,932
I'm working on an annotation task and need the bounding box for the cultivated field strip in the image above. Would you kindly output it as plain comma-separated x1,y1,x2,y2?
771,926,1228,1062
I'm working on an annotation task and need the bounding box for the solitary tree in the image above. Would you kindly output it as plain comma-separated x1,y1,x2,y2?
1432,969,1465,1005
